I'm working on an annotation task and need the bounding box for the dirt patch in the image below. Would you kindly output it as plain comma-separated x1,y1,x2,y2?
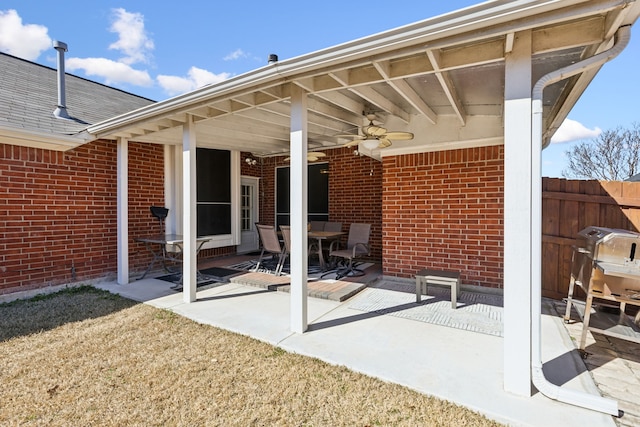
0,287,502,426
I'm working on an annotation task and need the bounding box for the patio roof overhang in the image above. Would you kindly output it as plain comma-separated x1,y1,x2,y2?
87,0,640,161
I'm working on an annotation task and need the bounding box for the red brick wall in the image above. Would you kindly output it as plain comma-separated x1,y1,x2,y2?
127,143,166,272
0,143,268,294
327,147,382,259
0,141,170,294
259,156,278,227
1,140,503,295
259,147,383,259
382,146,504,288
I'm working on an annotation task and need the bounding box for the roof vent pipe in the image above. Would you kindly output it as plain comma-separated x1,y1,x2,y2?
53,40,70,120
268,54,278,64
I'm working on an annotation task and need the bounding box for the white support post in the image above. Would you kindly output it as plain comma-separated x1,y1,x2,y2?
503,30,533,396
182,115,197,303
164,145,178,235
290,84,309,334
116,137,129,285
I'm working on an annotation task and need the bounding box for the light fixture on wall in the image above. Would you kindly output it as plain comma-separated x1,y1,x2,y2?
245,157,257,165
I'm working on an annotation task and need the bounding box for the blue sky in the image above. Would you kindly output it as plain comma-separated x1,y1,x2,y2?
1,1,638,177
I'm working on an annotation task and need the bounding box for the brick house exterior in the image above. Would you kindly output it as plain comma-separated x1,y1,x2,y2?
2,1,633,306
1,133,505,295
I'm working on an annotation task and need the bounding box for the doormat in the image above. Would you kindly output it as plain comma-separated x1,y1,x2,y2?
199,267,243,280
350,286,504,337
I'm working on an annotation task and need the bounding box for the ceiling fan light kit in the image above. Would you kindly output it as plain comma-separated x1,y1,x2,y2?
362,139,380,150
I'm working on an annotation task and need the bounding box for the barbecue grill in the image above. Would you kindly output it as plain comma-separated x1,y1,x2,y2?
564,226,640,349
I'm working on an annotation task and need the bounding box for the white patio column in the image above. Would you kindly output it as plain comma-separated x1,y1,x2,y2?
164,144,181,235
116,137,129,285
290,84,309,333
182,114,197,303
503,29,533,396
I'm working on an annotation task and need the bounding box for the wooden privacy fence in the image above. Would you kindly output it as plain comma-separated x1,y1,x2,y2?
542,178,640,300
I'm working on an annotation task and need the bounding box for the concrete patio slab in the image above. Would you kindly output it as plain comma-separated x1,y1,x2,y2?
95,277,618,427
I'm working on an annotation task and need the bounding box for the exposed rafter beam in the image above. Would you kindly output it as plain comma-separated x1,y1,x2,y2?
532,16,605,54
353,86,411,123
313,91,365,118
426,49,466,125
199,116,290,141
258,102,350,133
373,61,438,125
306,97,362,127
505,32,515,53
329,70,410,123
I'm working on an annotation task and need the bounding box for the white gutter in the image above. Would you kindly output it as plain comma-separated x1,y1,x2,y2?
531,25,631,416
0,125,88,151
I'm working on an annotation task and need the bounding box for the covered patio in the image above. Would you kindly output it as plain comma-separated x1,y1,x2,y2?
84,0,640,419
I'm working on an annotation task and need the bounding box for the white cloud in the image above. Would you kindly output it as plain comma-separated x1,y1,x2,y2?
224,49,248,61
66,57,153,87
63,8,154,89
157,66,231,96
0,9,51,60
550,118,601,144
0,8,231,98
108,8,154,65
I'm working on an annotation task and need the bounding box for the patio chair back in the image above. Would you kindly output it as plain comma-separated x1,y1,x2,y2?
150,206,169,234
324,222,342,232
310,221,326,232
280,225,292,252
279,225,292,274
323,223,371,279
346,223,371,254
255,224,286,275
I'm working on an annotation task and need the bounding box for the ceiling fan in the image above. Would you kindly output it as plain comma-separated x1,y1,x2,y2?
284,151,327,162
338,114,414,149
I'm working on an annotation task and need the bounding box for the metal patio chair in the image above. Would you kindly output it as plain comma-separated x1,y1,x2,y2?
150,206,169,234
323,223,371,279
255,224,286,276
279,225,292,274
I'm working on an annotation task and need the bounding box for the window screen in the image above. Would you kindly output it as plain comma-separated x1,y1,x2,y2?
275,163,329,228
196,148,231,236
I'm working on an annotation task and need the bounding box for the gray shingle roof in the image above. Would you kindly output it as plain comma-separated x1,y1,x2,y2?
0,52,154,139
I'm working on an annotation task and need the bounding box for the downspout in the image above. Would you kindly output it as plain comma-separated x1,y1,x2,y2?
531,25,631,416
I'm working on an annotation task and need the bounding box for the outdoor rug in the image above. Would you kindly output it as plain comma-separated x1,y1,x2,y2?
350,284,504,337
156,267,243,291
226,259,373,279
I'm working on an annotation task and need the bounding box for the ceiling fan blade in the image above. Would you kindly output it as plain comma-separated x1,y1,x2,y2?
383,131,414,140
335,133,360,138
284,151,326,162
342,140,362,148
378,138,392,148
364,125,387,137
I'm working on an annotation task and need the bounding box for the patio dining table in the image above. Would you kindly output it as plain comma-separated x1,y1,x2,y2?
308,230,345,270
135,234,211,280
